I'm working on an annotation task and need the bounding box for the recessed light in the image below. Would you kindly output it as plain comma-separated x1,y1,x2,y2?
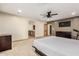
17,9,22,13
72,12,76,15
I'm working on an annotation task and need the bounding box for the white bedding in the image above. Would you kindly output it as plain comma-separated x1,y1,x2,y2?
33,36,79,56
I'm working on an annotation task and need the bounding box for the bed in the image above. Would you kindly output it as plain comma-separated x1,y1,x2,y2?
32,36,79,56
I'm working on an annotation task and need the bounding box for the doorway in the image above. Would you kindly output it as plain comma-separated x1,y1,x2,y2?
47,24,53,36
44,24,48,36
49,25,52,36
28,25,35,38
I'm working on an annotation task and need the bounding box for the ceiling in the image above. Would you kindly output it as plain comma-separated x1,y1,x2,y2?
0,3,79,21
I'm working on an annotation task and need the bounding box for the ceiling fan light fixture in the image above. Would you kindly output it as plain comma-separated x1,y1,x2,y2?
40,10,58,19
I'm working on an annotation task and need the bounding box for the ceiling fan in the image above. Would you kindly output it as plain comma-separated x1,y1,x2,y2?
40,11,58,18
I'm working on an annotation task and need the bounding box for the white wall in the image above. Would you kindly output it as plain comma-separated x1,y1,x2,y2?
72,18,79,38
53,20,72,32
0,13,29,41
29,24,33,30
28,20,45,38
51,18,79,39
0,12,45,41
35,21,45,37
28,21,35,30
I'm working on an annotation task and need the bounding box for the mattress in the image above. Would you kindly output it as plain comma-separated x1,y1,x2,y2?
33,36,79,56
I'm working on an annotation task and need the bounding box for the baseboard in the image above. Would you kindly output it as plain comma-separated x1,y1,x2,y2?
35,36,52,39
35,36,45,39
12,39,28,42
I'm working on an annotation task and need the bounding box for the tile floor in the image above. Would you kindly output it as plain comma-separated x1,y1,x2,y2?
0,38,37,56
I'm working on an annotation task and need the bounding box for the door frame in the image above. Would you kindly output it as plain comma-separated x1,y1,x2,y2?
44,24,48,36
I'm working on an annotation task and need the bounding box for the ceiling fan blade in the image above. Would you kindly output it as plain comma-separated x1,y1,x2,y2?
51,13,58,16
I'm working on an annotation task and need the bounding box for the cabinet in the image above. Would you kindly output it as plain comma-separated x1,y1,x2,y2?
0,35,12,52
28,31,35,37
56,31,71,38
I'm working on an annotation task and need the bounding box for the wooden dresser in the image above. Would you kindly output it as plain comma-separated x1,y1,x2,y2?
56,31,71,38
0,35,12,52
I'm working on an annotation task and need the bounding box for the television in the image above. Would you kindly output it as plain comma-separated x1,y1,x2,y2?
59,21,71,27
